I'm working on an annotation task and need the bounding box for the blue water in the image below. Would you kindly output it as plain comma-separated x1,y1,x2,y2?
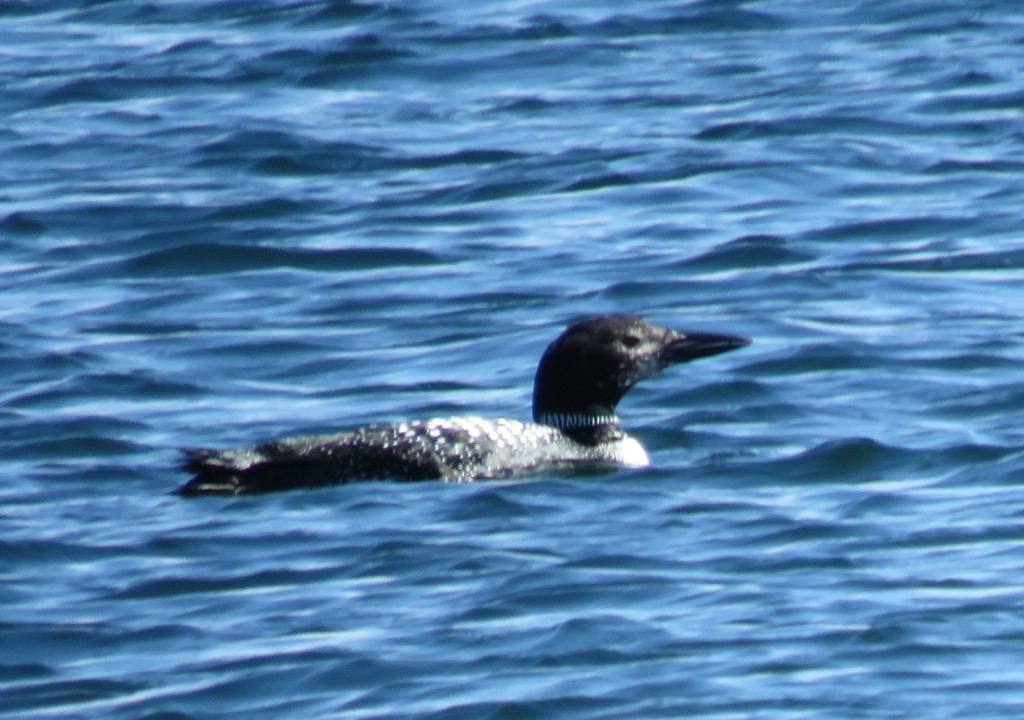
3,1,1024,717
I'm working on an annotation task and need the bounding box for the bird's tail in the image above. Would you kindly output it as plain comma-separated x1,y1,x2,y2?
175,447,263,496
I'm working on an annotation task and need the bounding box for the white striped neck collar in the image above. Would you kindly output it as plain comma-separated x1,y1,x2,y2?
536,412,620,431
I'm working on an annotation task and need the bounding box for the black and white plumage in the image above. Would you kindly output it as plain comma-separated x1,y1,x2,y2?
176,314,749,496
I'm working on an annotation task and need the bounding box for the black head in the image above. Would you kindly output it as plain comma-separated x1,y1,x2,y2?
532,314,749,425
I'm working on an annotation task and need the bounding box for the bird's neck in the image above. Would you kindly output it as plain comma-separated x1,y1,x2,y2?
535,410,624,445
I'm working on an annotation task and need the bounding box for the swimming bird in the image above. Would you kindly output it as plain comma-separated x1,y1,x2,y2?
176,314,749,495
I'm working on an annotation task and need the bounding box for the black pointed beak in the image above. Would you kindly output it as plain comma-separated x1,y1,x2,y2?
663,330,751,364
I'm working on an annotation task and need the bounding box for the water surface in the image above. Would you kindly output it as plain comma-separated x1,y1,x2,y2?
3,1,1024,718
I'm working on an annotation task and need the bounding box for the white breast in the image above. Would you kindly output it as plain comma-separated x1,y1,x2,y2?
611,436,649,467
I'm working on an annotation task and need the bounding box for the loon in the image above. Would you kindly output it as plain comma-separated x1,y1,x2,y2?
176,314,749,496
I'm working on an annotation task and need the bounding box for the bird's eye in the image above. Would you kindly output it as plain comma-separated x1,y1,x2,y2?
622,334,641,348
